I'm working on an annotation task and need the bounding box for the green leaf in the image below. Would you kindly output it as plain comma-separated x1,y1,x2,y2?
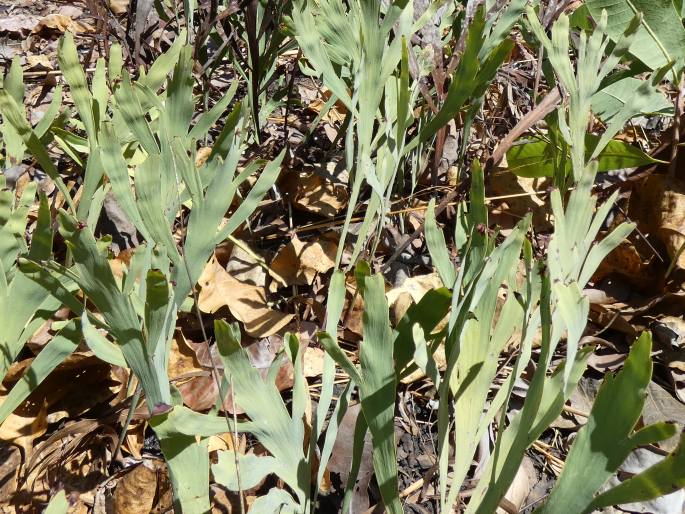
586,0,685,71
56,210,170,407
0,321,79,425
358,273,401,514
535,332,674,514
425,198,457,287
592,77,673,121
590,433,685,511
82,310,127,367
58,32,97,142
151,414,211,514
44,490,68,514
507,135,662,178
214,320,307,509
212,451,277,491
0,90,75,212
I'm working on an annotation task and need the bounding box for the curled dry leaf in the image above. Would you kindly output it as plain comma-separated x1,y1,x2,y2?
198,255,293,338
270,233,337,287
32,14,94,34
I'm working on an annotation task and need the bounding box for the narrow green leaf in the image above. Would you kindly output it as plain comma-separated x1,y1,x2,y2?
590,433,685,511
0,321,79,425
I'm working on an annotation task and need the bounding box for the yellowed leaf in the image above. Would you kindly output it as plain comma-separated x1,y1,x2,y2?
108,0,131,15
198,256,293,337
195,147,212,168
32,14,94,34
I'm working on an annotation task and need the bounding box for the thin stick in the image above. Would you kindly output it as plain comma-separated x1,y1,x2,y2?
110,381,142,471
669,70,685,177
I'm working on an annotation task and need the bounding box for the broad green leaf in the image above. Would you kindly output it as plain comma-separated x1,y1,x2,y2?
0,90,75,212
593,77,673,121
586,0,685,71
152,413,211,514
34,85,63,138
113,71,160,155
312,270,348,496
57,211,170,407
468,348,593,514
82,311,127,368
138,32,186,92
188,81,239,141
507,136,662,178
58,32,97,142
214,320,307,509
248,488,297,514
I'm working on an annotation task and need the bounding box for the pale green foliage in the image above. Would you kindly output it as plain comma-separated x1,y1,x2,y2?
1,32,281,512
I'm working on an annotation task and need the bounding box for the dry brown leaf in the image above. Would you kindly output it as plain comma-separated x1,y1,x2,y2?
123,419,145,459
630,174,685,270
32,14,94,34
307,88,348,123
270,234,337,287
0,400,47,458
25,55,52,71
114,461,158,514
195,146,212,168
198,256,293,337
327,404,373,512
168,333,203,380
303,347,325,378
498,456,537,514
0,445,21,504
280,166,348,218
107,0,131,14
